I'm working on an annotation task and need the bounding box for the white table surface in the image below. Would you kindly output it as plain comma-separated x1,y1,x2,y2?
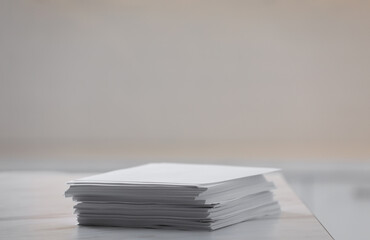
0,171,333,239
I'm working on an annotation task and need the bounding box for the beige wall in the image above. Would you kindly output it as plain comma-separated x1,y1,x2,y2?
1,0,370,156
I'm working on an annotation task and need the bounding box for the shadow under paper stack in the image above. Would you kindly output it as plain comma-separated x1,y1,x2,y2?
65,163,280,230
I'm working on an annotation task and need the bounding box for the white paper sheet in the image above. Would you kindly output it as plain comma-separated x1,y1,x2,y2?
69,163,278,186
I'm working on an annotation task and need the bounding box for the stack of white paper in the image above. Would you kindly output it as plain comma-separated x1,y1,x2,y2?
65,163,280,230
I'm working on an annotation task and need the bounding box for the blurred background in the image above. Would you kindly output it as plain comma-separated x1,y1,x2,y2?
1,0,370,239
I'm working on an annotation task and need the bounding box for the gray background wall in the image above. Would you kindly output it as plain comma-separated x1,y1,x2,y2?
1,0,370,160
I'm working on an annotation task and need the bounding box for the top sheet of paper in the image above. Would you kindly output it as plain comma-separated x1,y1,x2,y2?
69,163,278,186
